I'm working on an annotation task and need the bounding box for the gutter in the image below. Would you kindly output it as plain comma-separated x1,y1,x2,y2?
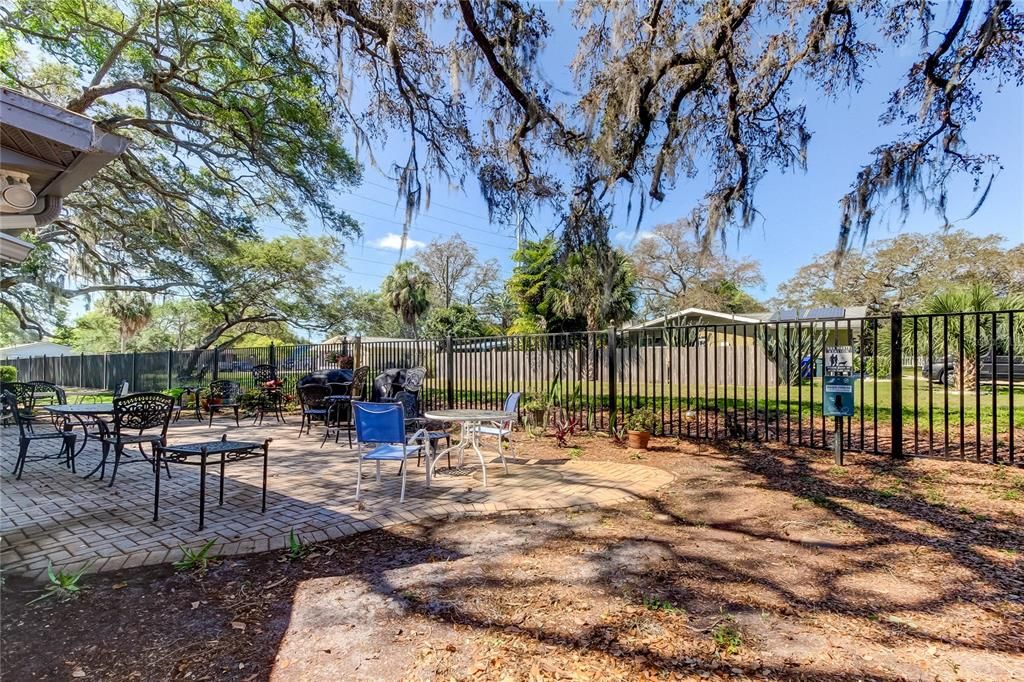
0,195,63,232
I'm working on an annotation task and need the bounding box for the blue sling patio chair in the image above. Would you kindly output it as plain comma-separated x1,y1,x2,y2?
352,401,428,504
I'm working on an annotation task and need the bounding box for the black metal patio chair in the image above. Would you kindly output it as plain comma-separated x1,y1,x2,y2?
97,392,175,486
251,364,286,424
1,390,77,479
204,379,242,427
297,383,332,438
392,390,451,470
325,365,369,446
1,382,35,428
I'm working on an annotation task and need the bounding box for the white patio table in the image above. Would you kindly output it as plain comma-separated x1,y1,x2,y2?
421,409,512,487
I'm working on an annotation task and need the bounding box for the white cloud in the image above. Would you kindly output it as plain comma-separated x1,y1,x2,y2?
372,232,425,251
612,229,655,244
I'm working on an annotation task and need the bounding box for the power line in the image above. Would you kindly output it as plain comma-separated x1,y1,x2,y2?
342,206,515,252
359,179,504,224
337,190,517,242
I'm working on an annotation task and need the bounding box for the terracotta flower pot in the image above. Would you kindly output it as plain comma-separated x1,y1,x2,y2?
627,430,650,450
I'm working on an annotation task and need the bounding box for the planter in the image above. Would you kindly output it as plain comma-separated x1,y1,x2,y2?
627,429,650,450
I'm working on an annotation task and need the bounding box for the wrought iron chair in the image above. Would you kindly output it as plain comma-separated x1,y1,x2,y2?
297,383,332,438
1,381,35,427
402,366,427,393
473,392,521,461
326,365,369,446
251,364,286,424
1,390,77,479
28,380,67,407
98,392,175,486
391,390,451,469
353,401,428,504
204,379,242,427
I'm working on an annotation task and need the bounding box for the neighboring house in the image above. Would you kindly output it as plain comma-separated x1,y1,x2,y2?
1,87,129,263
625,306,869,347
0,341,74,360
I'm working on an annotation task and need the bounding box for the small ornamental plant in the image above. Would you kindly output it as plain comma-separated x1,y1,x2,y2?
625,407,658,450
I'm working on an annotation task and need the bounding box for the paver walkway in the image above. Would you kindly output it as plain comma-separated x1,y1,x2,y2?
1,418,672,579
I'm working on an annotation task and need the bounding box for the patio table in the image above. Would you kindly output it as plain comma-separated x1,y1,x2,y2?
422,409,512,487
44,402,114,461
154,435,271,531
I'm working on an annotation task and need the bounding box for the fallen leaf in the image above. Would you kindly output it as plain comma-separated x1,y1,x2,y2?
231,621,246,631
112,582,128,590
72,668,86,678
191,601,200,610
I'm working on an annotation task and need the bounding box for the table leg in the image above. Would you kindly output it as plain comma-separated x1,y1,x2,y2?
219,450,226,506
261,440,269,513
153,448,161,522
468,421,487,487
198,447,208,531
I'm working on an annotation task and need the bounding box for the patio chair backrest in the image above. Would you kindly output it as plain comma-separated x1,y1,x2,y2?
2,382,34,409
350,366,370,398
403,366,427,393
112,392,174,437
504,392,522,414
113,379,130,398
353,401,406,445
298,383,331,410
252,364,279,383
29,380,67,406
1,390,34,438
208,379,241,404
392,390,420,421
372,372,394,399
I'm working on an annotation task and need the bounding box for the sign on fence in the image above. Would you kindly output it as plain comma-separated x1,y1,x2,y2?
823,376,855,417
824,346,853,374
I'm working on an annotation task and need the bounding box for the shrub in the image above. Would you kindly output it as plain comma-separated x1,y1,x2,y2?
0,366,16,383
625,407,658,433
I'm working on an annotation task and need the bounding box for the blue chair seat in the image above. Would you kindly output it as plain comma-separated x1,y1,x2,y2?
362,442,426,461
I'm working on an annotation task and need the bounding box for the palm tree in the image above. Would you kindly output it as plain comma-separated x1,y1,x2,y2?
914,284,1024,390
99,292,152,352
382,262,432,338
553,246,638,331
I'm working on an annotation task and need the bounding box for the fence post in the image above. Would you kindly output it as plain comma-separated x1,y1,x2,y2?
269,342,276,367
166,348,173,389
890,310,903,458
131,351,138,392
354,336,362,368
42,354,48,382
103,353,108,390
445,335,455,409
212,347,220,381
79,353,84,388
607,327,618,431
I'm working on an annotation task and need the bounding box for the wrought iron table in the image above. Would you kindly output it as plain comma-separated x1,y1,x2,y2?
44,403,115,460
422,409,513,487
154,435,272,530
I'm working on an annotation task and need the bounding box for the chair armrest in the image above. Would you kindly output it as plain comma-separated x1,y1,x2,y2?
407,427,430,444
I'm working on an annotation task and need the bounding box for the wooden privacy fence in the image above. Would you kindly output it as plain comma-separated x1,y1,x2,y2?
5,310,1021,463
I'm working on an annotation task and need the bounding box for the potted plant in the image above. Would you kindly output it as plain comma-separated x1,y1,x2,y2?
625,407,657,450
522,391,549,433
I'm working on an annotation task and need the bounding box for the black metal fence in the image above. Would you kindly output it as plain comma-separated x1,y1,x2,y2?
5,310,1021,463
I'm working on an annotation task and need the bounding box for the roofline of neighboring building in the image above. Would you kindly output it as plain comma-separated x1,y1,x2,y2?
624,307,763,330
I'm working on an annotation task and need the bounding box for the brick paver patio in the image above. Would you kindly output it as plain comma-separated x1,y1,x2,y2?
0,417,672,580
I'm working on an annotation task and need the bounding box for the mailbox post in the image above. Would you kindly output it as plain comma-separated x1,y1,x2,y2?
823,346,855,465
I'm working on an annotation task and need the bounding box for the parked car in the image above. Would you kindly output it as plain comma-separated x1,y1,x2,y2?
921,353,1024,385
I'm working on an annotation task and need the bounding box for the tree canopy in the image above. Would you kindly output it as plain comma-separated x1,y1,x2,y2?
631,219,765,315
294,0,1021,256
0,0,361,335
775,230,1024,313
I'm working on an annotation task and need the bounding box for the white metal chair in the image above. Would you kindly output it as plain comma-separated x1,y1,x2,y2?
473,392,520,462
352,401,428,503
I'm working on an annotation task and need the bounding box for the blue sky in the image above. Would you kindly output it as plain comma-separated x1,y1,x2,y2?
277,3,1022,308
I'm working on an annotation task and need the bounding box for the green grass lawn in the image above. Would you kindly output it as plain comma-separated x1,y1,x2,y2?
433,374,1024,436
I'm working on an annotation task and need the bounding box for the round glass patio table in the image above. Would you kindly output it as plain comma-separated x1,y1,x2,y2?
44,403,114,469
421,409,513,487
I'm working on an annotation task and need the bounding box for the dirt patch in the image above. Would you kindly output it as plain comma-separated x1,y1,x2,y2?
3,435,1023,680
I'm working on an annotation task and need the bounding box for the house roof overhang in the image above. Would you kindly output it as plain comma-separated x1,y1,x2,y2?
0,87,129,261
